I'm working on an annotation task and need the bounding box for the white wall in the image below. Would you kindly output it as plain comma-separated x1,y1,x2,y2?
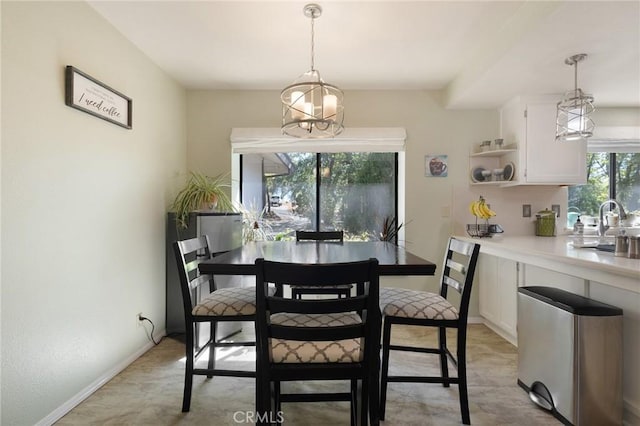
1,2,187,424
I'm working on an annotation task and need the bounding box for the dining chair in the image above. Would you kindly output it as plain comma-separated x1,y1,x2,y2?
254,258,381,426
379,237,480,425
173,235,260,412
292,230,351,299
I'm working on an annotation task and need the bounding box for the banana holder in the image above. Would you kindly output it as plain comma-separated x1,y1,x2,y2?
467,195,504,238
466,223,504,238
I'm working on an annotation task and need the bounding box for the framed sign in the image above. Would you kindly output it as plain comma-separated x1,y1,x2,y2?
425,154,448,177
65,66,132,129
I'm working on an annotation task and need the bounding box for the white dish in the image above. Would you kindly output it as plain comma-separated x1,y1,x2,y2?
471,167,486,183
503,162,515,181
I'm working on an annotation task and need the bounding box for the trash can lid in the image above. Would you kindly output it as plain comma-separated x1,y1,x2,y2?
518,286,623,316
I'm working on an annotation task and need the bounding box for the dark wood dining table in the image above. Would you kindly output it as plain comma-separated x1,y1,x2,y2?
198,240,437,276
198,240,437,426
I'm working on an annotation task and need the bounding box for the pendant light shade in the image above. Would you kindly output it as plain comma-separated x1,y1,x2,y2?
556,54,595,142
281,4,344,138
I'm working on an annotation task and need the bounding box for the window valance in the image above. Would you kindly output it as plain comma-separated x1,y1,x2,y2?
588,126,640,153
230,127,406,154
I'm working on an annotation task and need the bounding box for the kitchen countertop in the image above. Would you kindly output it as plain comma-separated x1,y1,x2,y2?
455,235,640,293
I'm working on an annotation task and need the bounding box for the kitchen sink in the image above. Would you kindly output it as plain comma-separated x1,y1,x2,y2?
595,243,615,253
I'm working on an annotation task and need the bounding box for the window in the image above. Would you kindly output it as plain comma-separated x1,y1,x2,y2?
230,127,406,241
240,152,398,241
568,149,640,226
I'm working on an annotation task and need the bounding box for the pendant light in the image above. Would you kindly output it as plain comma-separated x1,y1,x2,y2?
556,53,595,142
281,3,344,138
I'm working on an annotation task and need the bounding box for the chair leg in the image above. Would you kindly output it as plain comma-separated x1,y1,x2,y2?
379,318,392,421
350,379,357,426
182,323,195,412
369,355,380,426
274,381,281,414
438,326,449,387
457,328,470,425
256,374,271,425
207,321,217,378
358,378,369,426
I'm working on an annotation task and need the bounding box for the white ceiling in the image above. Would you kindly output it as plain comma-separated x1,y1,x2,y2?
88,0,640,109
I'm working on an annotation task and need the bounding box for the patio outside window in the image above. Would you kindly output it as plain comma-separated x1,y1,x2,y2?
240,152,397,241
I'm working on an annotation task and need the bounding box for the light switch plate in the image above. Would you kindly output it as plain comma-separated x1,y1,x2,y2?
523,204,531,217
551,204,561,217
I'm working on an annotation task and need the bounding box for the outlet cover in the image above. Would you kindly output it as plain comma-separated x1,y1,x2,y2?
522,204,531,218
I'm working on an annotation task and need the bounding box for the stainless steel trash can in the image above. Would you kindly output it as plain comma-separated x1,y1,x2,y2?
517,286,623,426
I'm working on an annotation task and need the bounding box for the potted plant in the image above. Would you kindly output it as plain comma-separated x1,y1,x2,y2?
380,216,404,243
239,202,272,243
171,171,234,228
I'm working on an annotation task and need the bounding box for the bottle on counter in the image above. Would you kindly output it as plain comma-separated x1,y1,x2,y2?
573,215,584,245
573,216,584,235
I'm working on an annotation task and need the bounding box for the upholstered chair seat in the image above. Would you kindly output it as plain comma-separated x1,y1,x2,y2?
269,312,363,363
380,287,459,320
193,286,275,316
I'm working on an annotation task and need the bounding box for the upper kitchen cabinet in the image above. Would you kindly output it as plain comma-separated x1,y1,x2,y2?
499,96,587,186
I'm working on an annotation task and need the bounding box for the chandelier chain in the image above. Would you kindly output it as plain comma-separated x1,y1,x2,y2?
310,12,315,71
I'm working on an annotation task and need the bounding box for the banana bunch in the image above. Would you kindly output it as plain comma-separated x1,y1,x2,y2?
469,196,496,220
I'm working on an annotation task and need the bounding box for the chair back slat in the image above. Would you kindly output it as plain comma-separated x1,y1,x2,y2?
445,258,467,275
296,230,344,242
449,237,475,256
188,274,212,292
173,236,215,313
443,275,463,294
184,258,203,275
439,238,480,320
178,236,211,258
268,295,367,315
270,325,365,341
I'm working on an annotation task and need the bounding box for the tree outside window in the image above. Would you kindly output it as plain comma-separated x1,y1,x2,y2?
568,152,640,217
241,152,397,241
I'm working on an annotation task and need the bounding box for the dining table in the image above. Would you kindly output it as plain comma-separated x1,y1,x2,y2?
198,240,437,276
198,240,437,426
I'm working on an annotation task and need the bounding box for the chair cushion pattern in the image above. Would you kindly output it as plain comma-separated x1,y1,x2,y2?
193,286,274,317
380,287,459,320
269,312,363,363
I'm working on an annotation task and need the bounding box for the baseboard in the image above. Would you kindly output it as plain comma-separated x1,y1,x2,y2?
481,319,517,346
35,330,166,426
467,316,484,324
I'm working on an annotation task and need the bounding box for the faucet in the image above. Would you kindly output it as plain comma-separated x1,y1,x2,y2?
598,199,628,236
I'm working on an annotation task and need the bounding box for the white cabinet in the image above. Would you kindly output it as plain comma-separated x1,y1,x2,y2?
499,96,587,186
477,253,518,344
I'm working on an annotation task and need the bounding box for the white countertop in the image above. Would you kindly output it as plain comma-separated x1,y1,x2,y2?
455,235,640,293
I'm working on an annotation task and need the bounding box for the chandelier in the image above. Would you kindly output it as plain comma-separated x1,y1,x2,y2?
555,53,595,142
281,3,344,138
